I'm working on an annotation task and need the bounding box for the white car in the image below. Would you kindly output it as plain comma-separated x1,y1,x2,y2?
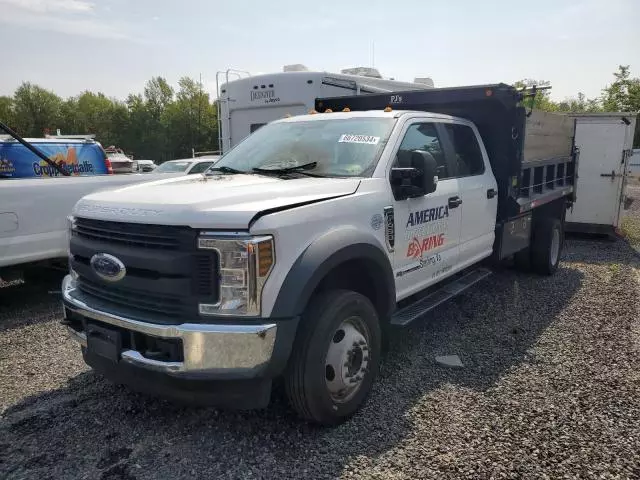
133,159,157,173
154,156,219,175
0,137,160,278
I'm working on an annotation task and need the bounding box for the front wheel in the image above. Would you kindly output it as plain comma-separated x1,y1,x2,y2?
284,290,382,425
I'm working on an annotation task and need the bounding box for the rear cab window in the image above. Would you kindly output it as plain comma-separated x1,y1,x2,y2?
442,123,485,177
0,140,109,179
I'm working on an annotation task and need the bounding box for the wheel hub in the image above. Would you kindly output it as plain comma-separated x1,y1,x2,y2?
325,318,370,403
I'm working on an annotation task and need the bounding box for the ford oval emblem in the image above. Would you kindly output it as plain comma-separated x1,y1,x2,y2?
90,253,126,282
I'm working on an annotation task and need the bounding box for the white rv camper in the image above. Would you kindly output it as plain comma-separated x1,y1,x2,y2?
217,66,433,153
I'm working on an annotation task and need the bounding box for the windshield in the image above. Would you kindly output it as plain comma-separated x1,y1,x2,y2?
214,117,396,177
155,161,191,173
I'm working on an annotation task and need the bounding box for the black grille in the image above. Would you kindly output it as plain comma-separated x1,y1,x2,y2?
74,218,189,250
78,277,187,317
71,219,220,323
193,255,215,295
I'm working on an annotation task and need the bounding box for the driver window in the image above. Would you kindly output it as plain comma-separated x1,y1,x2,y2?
395,123,450,179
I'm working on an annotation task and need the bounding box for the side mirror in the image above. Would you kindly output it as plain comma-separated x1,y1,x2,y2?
391,150,438,200
415,150,438,195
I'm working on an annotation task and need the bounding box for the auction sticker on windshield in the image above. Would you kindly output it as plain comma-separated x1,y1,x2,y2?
338,134,380,145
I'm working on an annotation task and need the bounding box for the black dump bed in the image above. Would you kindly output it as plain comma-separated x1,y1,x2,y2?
316,84,576,222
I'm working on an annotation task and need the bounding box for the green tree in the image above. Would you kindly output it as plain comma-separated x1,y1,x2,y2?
0,96,16,129
123,93,151,157
555,92,603,113
144,76,173,120
602,65,640,112
142,77,174,160
601,65,640,146
12,82,63,136
513,79,603,113
164,77,218,159
513,79,559,111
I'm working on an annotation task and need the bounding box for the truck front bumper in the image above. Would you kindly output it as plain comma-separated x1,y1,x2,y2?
61,275,298,407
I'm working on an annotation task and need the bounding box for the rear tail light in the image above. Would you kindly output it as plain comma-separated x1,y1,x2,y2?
105,157,113,175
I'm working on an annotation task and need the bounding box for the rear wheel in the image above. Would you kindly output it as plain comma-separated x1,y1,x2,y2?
284,290,381,425
531,218,563,275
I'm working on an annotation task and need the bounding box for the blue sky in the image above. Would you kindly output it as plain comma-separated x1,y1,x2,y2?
0,0,638,101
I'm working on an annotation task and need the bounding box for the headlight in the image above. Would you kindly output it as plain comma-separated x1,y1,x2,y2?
67,215,77,236
67,216,78,280
197,234,275,316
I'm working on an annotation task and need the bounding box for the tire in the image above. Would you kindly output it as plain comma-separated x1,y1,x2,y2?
284,290,382,426
22,266,65,286
531,218,563,275
513,248,531,272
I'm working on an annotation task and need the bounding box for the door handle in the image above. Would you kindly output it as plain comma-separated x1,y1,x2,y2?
487,188,497,199
448,196,462,208
600,170,622,180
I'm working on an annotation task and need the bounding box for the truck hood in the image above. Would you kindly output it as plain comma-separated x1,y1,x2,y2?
74,174,361,229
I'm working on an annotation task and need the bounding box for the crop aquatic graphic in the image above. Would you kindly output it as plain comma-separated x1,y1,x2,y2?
33,147,95,177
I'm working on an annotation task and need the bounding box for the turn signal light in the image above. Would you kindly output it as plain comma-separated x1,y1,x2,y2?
258,239,274,277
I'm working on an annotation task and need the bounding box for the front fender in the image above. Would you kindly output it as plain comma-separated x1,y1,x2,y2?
270,227,395,318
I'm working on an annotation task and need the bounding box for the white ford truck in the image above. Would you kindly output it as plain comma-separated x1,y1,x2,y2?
62,84,577,425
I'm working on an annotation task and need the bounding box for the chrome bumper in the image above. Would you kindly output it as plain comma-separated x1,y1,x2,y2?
62,275,277,377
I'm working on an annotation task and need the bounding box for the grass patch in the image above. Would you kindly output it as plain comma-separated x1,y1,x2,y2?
620,216,640,247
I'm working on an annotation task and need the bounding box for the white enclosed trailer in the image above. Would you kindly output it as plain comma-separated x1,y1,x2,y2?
630,148,640,175
565,113,637,234
217,66,433,153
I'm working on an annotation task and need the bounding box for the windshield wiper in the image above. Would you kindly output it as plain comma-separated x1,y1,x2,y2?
252,162,322,177
206,166,246,175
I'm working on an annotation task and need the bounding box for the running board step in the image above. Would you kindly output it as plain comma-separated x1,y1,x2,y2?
390,268,492,326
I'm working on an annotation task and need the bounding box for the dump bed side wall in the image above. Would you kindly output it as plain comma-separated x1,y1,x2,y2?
524,111,575,163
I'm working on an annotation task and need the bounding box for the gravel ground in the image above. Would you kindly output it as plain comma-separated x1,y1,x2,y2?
622,184,640,250
1,237,640,480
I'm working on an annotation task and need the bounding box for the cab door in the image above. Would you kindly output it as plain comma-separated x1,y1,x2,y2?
441,121,498,267
391,121,462,300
